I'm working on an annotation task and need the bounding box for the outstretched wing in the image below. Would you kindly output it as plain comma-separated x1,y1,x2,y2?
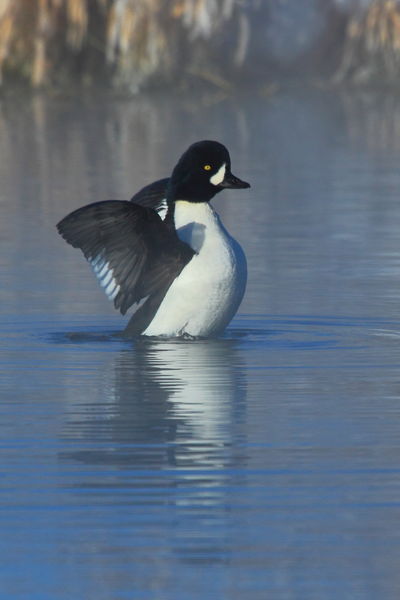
130,178,169,218
57,200,195,334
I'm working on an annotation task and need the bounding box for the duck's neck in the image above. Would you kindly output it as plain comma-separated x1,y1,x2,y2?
173,200,217,228
172,201,219,253
166,200,216,230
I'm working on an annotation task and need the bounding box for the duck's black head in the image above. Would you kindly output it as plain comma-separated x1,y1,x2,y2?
167,140,250,204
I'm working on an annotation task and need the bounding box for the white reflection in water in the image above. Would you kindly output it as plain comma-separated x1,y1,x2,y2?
60,336,247,470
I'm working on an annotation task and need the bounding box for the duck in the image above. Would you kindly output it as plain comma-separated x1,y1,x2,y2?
57,140,250,338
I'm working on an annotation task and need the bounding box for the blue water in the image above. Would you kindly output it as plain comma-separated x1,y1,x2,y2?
1,90,400,599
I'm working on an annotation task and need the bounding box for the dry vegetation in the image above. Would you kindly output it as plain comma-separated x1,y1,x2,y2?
1,0,400,89
0,0,240,89
333,0,400,84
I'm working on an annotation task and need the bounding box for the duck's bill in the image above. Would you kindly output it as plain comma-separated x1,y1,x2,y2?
219,172,250,189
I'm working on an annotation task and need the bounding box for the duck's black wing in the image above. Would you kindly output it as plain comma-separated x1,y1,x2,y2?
130,178,169,215
57,200,195,335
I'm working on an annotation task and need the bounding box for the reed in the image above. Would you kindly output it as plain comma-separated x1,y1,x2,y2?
333,0,400,84
2,1,399,90
0,0,238,89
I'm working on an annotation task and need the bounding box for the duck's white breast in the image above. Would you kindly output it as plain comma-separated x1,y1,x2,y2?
143,201,247,337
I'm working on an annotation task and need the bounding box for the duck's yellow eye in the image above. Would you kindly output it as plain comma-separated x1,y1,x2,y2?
203,164,212,171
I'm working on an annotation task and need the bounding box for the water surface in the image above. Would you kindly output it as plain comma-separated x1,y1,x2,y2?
1,89,400,599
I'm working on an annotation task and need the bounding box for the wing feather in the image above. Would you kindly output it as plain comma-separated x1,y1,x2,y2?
57,200,195,330
130,178,169,218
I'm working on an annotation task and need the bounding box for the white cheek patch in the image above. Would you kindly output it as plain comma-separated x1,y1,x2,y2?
210,163,226,186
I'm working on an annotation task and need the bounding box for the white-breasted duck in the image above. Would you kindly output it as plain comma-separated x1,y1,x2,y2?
57,140,250,338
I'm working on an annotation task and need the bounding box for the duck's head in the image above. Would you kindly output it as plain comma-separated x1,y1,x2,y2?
167,140,250,203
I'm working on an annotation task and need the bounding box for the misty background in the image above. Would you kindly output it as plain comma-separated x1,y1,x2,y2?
0,0,398,91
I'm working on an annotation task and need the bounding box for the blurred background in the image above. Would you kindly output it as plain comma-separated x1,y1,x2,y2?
0,0,400,91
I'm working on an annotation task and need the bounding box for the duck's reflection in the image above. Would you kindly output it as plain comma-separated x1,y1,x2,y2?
61,336,247,469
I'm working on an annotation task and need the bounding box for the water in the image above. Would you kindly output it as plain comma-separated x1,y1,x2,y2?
1,88,400,599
